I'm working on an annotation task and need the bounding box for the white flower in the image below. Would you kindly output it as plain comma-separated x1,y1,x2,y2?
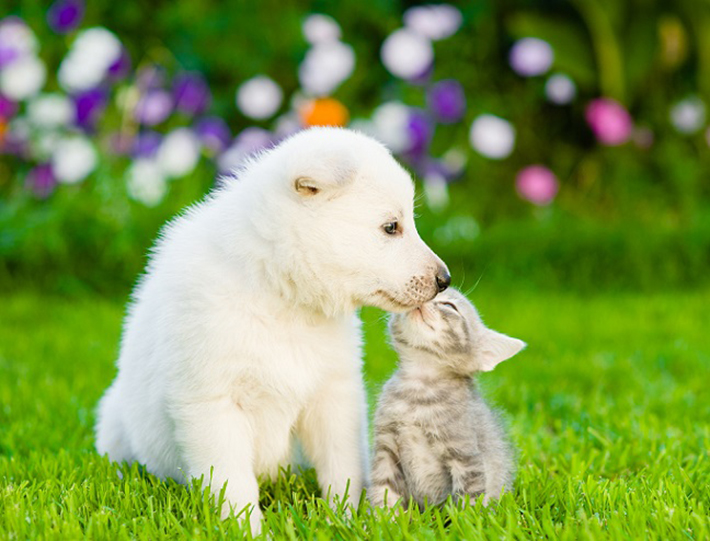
443,147,468,175
126,158,167,207
0,55,46,100
469,114,516,159
236,75,283,120
302,14,341,44
348,118,378,139
298,41,355,96
58,27,122,92
670,96,706,134
545,73,576,105
403,4,462,41
509,37,554,77
274,113,303,139
435,216,480,245
8,117,31,142
381,28,433,80
156,128,201,178
51,136,97,184
27,93,73,128
36,131,62,159
371,101,412,153
424,173,449,211
0,18,39,60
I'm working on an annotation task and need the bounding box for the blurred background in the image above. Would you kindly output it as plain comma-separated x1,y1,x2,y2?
1,0,709,295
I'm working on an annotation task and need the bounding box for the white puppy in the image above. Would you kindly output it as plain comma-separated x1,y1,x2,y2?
95,127,450,533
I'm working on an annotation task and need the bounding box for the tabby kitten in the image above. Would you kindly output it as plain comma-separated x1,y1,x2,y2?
370,288,525,509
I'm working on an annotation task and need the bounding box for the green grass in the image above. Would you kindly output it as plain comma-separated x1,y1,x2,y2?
1,285,709,539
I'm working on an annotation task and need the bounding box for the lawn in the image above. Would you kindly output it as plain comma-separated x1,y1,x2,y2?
1,285,709,539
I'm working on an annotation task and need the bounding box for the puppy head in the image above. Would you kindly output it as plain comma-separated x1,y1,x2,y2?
276,128,449,314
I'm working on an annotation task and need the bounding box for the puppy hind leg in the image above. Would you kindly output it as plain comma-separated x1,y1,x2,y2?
95,384,135,466
173,398,263,535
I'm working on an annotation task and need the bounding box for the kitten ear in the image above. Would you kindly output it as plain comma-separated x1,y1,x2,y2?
478,330,526,372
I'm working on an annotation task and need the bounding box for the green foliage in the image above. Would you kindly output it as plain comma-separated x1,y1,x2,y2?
1,287,709,538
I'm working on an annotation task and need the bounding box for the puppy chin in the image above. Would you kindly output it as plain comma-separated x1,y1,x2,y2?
409,286,440,308
384,301,416,314
366,290,421,313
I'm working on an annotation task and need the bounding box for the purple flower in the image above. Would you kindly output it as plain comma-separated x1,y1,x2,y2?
134,89,173,126
107,47,131,81
421,156,464,183
136,64,166,91
217,127,273,174
26,163,57,199
195,116,231,153
516,165,559,206
0,94,17,118
421,158,449,181
410,61,435,86
585,98,633,146
73,88,107,130
47,0,84,34
132,130,162,158
106,131,133,155
0,125,27,156
173,72,211,116
0,45,18,68
428,79,466,124
0,17,36,68
404,109,433,160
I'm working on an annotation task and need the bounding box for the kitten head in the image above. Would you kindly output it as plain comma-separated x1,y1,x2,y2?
388,288,526,374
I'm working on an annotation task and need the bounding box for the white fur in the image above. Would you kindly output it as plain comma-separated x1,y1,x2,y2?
95,128,448,533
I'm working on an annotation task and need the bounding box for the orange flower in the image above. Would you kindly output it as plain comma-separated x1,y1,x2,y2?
0,119,7,144
300,98,349,127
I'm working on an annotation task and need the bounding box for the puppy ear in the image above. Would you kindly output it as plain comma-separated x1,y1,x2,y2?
294,177,322,196
478,330,526,372
291,150,356,198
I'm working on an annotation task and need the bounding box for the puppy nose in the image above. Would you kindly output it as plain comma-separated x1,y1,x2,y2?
435,267,451,292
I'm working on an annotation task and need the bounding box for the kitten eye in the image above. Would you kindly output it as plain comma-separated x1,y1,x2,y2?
439,301,459,313
383,221,399,235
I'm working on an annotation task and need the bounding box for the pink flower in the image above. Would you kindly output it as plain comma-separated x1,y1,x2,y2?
516,165,558,206
585,98,633,146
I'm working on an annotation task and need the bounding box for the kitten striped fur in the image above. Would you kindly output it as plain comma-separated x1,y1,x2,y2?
370,288,525,509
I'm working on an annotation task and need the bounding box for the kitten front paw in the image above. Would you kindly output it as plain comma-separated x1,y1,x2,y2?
368,485,404,509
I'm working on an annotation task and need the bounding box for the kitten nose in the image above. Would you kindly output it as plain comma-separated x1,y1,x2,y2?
435,267,451,293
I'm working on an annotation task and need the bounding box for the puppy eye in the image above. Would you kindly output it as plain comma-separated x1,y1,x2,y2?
440,301,459,313
383,221,399,235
